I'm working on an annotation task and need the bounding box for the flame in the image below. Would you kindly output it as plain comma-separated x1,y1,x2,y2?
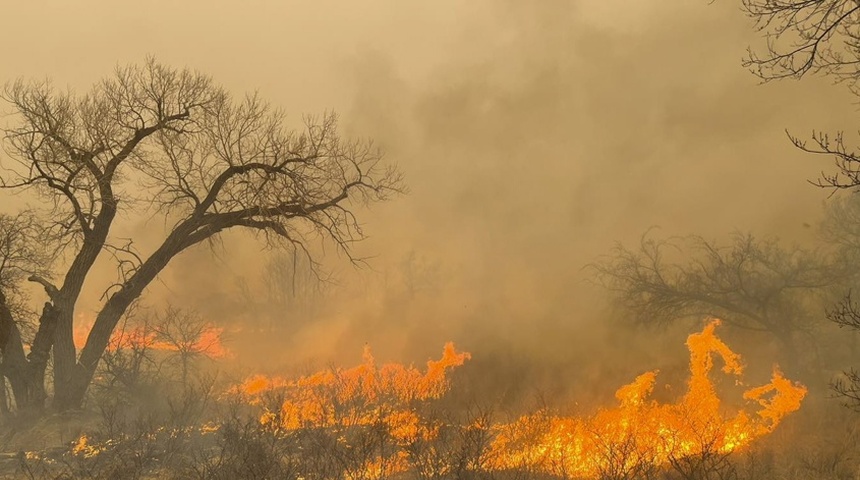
235,343,471,477
70,434,107,459
235,342,471,431
73,315,229,358
69,320,804,478
485,319,807,477
231,322,805,478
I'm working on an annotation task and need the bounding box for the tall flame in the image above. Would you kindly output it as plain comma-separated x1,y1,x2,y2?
485,319,807,477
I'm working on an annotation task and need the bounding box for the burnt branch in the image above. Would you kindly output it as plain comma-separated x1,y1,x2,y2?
833,368,860,409
737,2,860,191
27,275,58,301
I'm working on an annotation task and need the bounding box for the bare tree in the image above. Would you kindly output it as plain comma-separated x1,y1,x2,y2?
399,250,442,298
0,59,402,411
262,250,327,331
738,0,860,190
742,0,860,84
152,307,223,389
591,231,837,369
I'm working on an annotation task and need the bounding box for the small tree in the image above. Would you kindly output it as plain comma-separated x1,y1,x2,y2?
0,59,402,411
152,307,224,389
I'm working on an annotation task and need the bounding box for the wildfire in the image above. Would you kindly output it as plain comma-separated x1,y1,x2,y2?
235,342,471,430
232,321,805,478
73,314,229,358
65,320,805,479
234,342,471,477
485,319,807,477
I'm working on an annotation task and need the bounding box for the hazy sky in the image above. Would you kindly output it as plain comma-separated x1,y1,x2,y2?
1,1,855,376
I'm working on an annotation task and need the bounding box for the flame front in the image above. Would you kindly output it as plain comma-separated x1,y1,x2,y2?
485,320,807,477
236,342,471,430
234,342,471,477
69,319,804,478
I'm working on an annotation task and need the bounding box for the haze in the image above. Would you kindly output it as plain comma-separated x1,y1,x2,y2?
0,1,849,387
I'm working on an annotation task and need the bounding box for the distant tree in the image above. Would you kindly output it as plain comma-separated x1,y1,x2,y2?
262,251,327,329
0,59,402,411
152,306,225,388
231,250,328,333
591,231,838,369
399,250,442,298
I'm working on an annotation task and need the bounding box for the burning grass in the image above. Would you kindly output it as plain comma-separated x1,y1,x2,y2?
223,319,805,478
4,319,807,479
485,320,806,478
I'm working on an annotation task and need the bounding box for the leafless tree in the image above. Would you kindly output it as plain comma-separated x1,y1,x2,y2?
591,231,838,369
94,313,158,401
262,250,328,331
822,289,860,406
0,58,403,412
400,250,443,298
742,0,860,83
151,307,222,388
739,0,860,190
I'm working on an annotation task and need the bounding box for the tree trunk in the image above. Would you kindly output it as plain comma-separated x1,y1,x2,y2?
55,301,130,410
51,306,77,408
0,322,31,409
0,376,8,415
53,366,91,412
0,294,59,411
32,219,212,410
58,233,189,410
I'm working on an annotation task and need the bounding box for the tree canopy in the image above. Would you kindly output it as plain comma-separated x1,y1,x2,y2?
0,59,402,411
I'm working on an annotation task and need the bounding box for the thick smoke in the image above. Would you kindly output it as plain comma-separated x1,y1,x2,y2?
0,1,855,404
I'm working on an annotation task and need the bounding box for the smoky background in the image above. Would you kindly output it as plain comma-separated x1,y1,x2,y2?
0,1,850,411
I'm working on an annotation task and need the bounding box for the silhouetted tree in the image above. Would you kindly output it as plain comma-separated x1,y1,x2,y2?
592,231,838,369
0,59,402,411
0,212,57,413
815,193,860,405
152,307,223,388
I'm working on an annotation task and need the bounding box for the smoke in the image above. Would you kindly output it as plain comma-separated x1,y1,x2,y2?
1,1,856,404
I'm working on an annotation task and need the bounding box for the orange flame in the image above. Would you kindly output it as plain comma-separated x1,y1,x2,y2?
71,320,805,478
227,320,805,478
235,343,470,477
485,319,807,477
235,342,470,431
74,316,229,358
